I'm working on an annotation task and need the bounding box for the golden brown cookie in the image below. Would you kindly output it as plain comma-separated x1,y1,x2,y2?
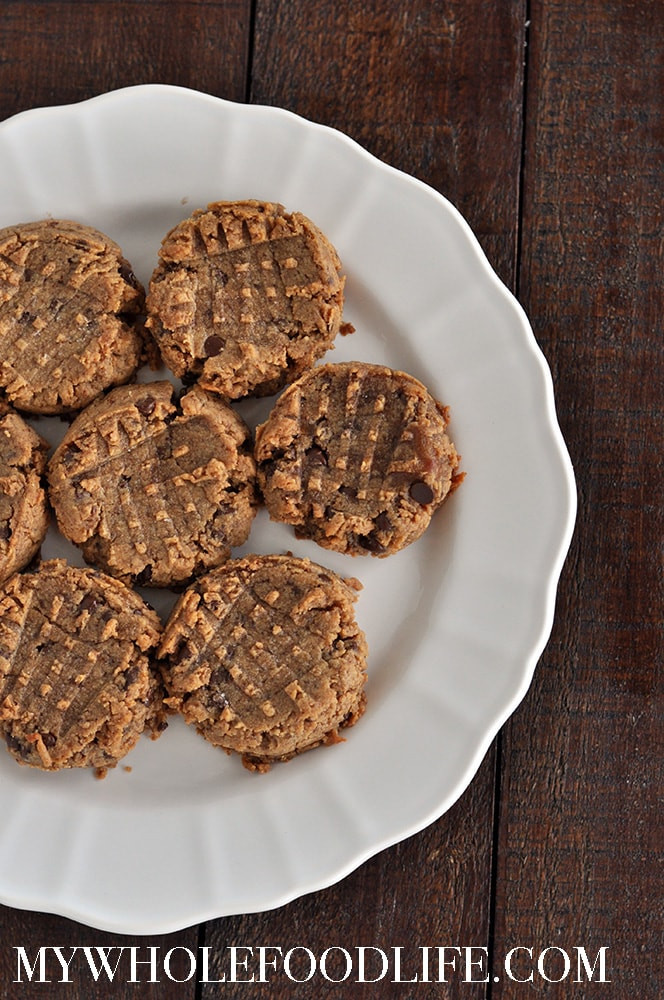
0,560,165,772
0,404,49,584
0,219,148,414
255,361,462,557
158,554,368,771
48,381,258,588
146,200,346,399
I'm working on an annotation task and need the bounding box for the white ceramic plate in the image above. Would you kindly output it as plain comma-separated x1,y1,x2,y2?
0,85,575,934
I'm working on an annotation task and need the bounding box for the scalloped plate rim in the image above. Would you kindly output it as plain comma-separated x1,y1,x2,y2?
0,85,576,933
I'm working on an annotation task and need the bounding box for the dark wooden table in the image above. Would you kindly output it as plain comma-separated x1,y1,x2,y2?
0,2,661,997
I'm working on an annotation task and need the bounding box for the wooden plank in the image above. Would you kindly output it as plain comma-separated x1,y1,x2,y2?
0,1,251,122
200,761,497,995
0,910,202,997
0,2,252,994
491,0,663,994
249,0,527,288
201,3,527,995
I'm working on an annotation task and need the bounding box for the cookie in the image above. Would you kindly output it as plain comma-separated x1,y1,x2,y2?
48,381,258,589
0,219,147,414
158,554,368,771
255,361,462,557
146,200,346,399
0,403,50,584
0,559,165,772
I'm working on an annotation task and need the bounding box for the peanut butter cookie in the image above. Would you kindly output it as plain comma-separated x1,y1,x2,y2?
158,554,367,771
0,403,49,584
0,559,165,772
0,219,147,414
146,200,345,399
48,381,258,588
255,361,461,556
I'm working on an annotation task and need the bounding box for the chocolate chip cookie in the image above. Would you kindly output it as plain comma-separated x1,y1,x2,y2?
146,200,346,399
0,219,148,414
255,361,462,557
0,559,165,772
48,381,258,588
0,403,49,584
158,554,368,771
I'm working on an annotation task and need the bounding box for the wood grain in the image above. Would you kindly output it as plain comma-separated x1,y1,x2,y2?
0,1,660,997
491,0,663,995
201,760,498,998
201,3,526,996
0,3,251,998
0,1,252,121
250,0,527,287
0,910,201,999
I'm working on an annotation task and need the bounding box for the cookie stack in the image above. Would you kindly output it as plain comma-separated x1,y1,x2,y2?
0,201,461,775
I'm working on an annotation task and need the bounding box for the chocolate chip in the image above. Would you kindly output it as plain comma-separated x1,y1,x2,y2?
215,501,235,515
175,641,192,663
375,512,392,532
135,564,153,586
209,667,231,710
0,522,11,541
118,260,140,288
211,690,229,711
409,481,434,505
5,733,29,758
42,732,57,749
79,593,98,612
210,520,230,542
125,666,140,687
73,480,89,500
339,485,357,499
357,533,384,553
305,445,328,466
135,395,156,417
63,441,82,467
203,335,224,357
